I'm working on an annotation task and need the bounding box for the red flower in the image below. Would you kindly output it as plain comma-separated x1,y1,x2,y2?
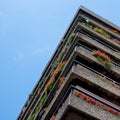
113,111,120,115
45,61,67,89
87,98,96,104
92,50,111,62
112,38,120,44
28,108,31,113
108,108,114,113
82,95,88,100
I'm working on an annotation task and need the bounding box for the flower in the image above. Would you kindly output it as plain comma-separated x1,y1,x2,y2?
73,90,120,116
92,50,111,62
28,108,31,113
87,98,96,104
37,91,41,96
82,95,88,100
92,50,111,68
58,77,64,88
112,38,120,44
50,115,56,120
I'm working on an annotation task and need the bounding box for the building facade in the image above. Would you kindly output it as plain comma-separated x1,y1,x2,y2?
18,6,120,120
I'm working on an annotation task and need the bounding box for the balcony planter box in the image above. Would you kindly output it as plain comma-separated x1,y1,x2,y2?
92,50,111,68
54,94,120,120
75,46,120,77
76,33,120,62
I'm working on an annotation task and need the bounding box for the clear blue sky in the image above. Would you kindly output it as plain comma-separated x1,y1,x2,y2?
0,0,120,119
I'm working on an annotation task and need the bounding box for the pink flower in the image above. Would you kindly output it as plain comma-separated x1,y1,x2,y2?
50,115,56,120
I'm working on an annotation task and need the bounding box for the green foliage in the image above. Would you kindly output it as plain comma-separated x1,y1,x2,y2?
93,27,110,39
29,93,47,120
85,22,93,29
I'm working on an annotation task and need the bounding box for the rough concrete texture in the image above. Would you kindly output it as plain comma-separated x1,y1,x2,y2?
74,64,120,98
79,33,120,61
55,94,120,120
76,46,120,76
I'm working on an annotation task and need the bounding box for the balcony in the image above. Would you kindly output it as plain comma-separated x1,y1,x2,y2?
76,22,120,51
40,62,120,120
76,32,120,63
79,14,120,39
73,46,120,79
30,43,120,120
53,86,120,120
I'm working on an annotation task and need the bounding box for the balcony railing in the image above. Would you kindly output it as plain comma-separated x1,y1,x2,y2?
78,42,120,68
77,29,119,52
73,60,120,87
79,14,120,38
50,85,120,120
77,24,120,53
79,15,120,46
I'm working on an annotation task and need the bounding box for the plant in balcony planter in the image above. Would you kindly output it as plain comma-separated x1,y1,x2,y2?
93,27,110,39
112,38,120,45
50,115,56,120
85,22,93,29
92,50,111,68
28,108,31,113
45,60,67,93
29,93,47,120
112,29,119,35
58,76,64,88
74,91,120,117
74,91,96,104
37,91,41,96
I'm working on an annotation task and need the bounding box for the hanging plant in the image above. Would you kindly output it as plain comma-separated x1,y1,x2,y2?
92,50,111,68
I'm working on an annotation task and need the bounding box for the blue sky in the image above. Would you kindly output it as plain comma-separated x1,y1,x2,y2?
0,0,120,120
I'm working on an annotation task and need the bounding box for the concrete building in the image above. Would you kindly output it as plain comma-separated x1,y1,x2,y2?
18,6,120,120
